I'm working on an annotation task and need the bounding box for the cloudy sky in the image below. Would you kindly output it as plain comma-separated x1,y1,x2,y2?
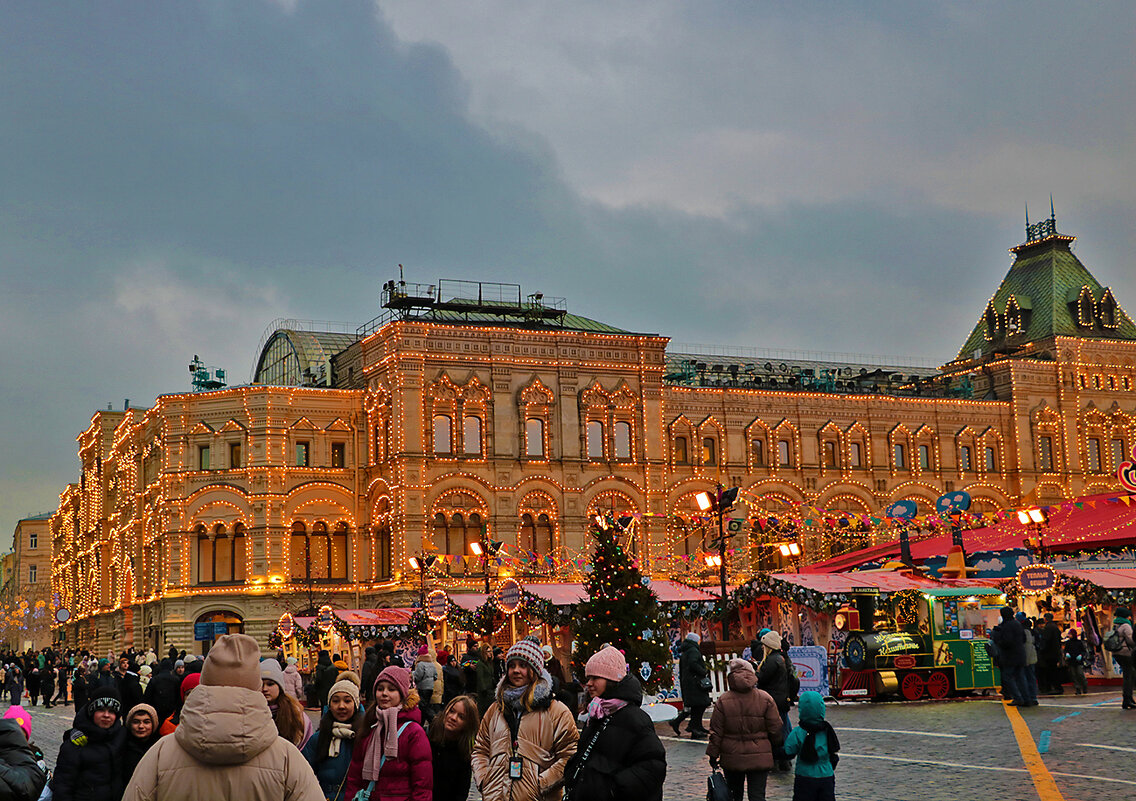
2,1,1134,541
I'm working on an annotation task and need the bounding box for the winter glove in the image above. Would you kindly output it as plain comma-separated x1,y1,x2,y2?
709,757,720,770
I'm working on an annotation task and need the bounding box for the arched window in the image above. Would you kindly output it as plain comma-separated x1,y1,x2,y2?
526,418,545,458
519,513,536,551
214,524,232,582
850,442,863,468
331,522,348,580
614,421,631,459
463,416,482,455
985,445,999,473
289,522,307,581
310,521,330,579
587,420,605,459
196,525,213,584
535,513,554,554
432,513,449,554
433,415,452,454
374,522,392,579
466,513,483,555
918,444,931,471
232,523,246,582
450,513,467,558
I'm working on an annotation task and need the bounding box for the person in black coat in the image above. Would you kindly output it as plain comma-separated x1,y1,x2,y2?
564,646,666,801
670,633,711,738
70,667,89,717
39,665,55,709
359,647,380,706
119,703,160,788
141,659,180,724
312,650,337,709
0,715,48,801
113,658,143,714
992,606,1031,706
52,686,127,801
428,694,481,801
1035,613,1064,694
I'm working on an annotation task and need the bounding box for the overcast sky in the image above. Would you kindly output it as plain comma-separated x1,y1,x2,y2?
3,1,1134,543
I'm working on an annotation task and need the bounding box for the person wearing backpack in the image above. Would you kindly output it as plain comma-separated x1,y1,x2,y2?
1109,607,1135,709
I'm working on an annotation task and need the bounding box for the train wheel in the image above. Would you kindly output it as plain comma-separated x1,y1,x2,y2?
900,672,925,701
926,671,951,700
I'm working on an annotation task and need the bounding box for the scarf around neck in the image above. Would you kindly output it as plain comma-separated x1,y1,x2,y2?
361,706,403,781
586,696,628,720
798,717,840,765
327,721,355,758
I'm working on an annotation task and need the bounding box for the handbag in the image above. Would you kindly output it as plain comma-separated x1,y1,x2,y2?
354,722,411,801
706,767,729,801
699,675,713,691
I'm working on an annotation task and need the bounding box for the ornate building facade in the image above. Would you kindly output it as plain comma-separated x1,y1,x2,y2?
49,218,1136,653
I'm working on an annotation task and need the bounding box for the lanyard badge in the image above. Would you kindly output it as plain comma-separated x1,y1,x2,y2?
509,756,523,780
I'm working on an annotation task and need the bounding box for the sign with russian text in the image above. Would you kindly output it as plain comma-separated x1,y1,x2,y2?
788,645,829,698
496,578,523,614
427,590,449,621
1017,564,1056,593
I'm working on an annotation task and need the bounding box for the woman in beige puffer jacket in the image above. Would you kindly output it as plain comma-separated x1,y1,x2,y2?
472,639,578,801
122,635,322,801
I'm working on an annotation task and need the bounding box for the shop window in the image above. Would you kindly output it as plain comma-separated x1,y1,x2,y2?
526,418,545,458
433,415,452,454
463,416,482,455
614,421,632,459
587,420,605,459
331,442,346,468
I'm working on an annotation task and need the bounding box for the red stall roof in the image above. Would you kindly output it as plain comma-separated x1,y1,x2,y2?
1053,566,1136,589
770,570,998,595
805,492,1136,574
448,580,715,610
294,608,414,628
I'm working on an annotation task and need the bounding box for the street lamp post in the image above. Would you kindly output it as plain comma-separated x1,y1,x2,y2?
1017,508,1050,562
695,484,740,609
407,555,437,605
469,525,502,594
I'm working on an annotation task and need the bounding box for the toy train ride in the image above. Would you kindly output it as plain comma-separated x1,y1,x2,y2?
836,587,1003,701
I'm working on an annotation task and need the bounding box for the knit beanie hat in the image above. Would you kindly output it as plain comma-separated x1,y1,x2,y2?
88,685,122,718
761,630,782,650
286,656,298,666
260,658,287,690
334,660,349,671
374,665,411,701
685,632,701,643
505,638,545,677
329,678,361,708
417,645,429,656
174,659,185,669
201,634,262,692
337,670,360,686
584,646,626,682
3,706,30,739
138,665,152,677
728,658,756,676
180,672,202,701
126,703,160,731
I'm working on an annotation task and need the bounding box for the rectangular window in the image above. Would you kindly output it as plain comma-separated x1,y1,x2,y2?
331,442,346,468
199,446,210,470
28,532,37,550
1038,436,1053,471
1088,438,1102,472
824,440,837,468
463,416,482,455
526,418,545,457
702,437,717,465
850,442,862,468
985,446,998,472
1113,439,1127,468
893,443,906,470
960,445,972,471
28,565,37,583
752,439,764,466
919,444,931,470
674,436,688,464
614,421,632,459
433,415,452,454
587,420,605,459
296,441,310,467
229,443,241,468
778,440,791,467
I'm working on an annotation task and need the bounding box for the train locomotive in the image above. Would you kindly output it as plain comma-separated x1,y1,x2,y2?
836,587,1004,701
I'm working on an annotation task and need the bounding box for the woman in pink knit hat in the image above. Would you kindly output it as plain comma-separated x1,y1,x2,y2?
472,638,578,801
562,645,666,801
343,665,431,801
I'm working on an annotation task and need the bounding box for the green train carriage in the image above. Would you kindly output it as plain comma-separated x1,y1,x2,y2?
837,587,1004,701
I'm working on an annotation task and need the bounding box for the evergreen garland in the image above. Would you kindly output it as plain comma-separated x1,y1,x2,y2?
571,519,672,692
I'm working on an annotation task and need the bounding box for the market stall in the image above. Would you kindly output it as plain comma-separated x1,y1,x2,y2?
271,606,416,672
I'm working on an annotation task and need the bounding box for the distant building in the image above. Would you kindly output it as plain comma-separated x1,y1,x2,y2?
49,216,1136,654
4,514,55,651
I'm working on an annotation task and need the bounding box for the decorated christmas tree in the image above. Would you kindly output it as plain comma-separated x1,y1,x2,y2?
571,517,673,692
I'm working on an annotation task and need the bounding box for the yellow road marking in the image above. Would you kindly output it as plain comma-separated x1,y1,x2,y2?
1002,701,1065,801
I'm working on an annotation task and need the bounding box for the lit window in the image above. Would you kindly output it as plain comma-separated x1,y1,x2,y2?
331,442,346,468
199,446,211,470
296,442,309,467
1038,436,1053,471
587,420,605,459
893,443,906,470
229,442,241,468
919,444,931,470
526,418,545,457
433,415,452,454
960,445,972,471
702,437,717,466
752,438,764,466
824,441,837,468
850,442,862,468
614,421,631,459
674,436,688,464
463,416,482,455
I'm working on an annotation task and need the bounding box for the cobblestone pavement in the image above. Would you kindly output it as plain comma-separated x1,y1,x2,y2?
18,690,1135,800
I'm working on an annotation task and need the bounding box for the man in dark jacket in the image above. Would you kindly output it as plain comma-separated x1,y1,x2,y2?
142,659,181,723
563,647,666,801
113,657,144,712
312,650,337,709
359,646,380,705
0,715,48,801
1035,613,1063,694
992,606,1031,706
669,633,711,738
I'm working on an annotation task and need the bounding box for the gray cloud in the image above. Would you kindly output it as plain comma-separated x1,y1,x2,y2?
1,0,1133,540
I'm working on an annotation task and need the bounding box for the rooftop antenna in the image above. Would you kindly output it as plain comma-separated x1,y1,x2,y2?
1050,194,1056,224
398,263,405,285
